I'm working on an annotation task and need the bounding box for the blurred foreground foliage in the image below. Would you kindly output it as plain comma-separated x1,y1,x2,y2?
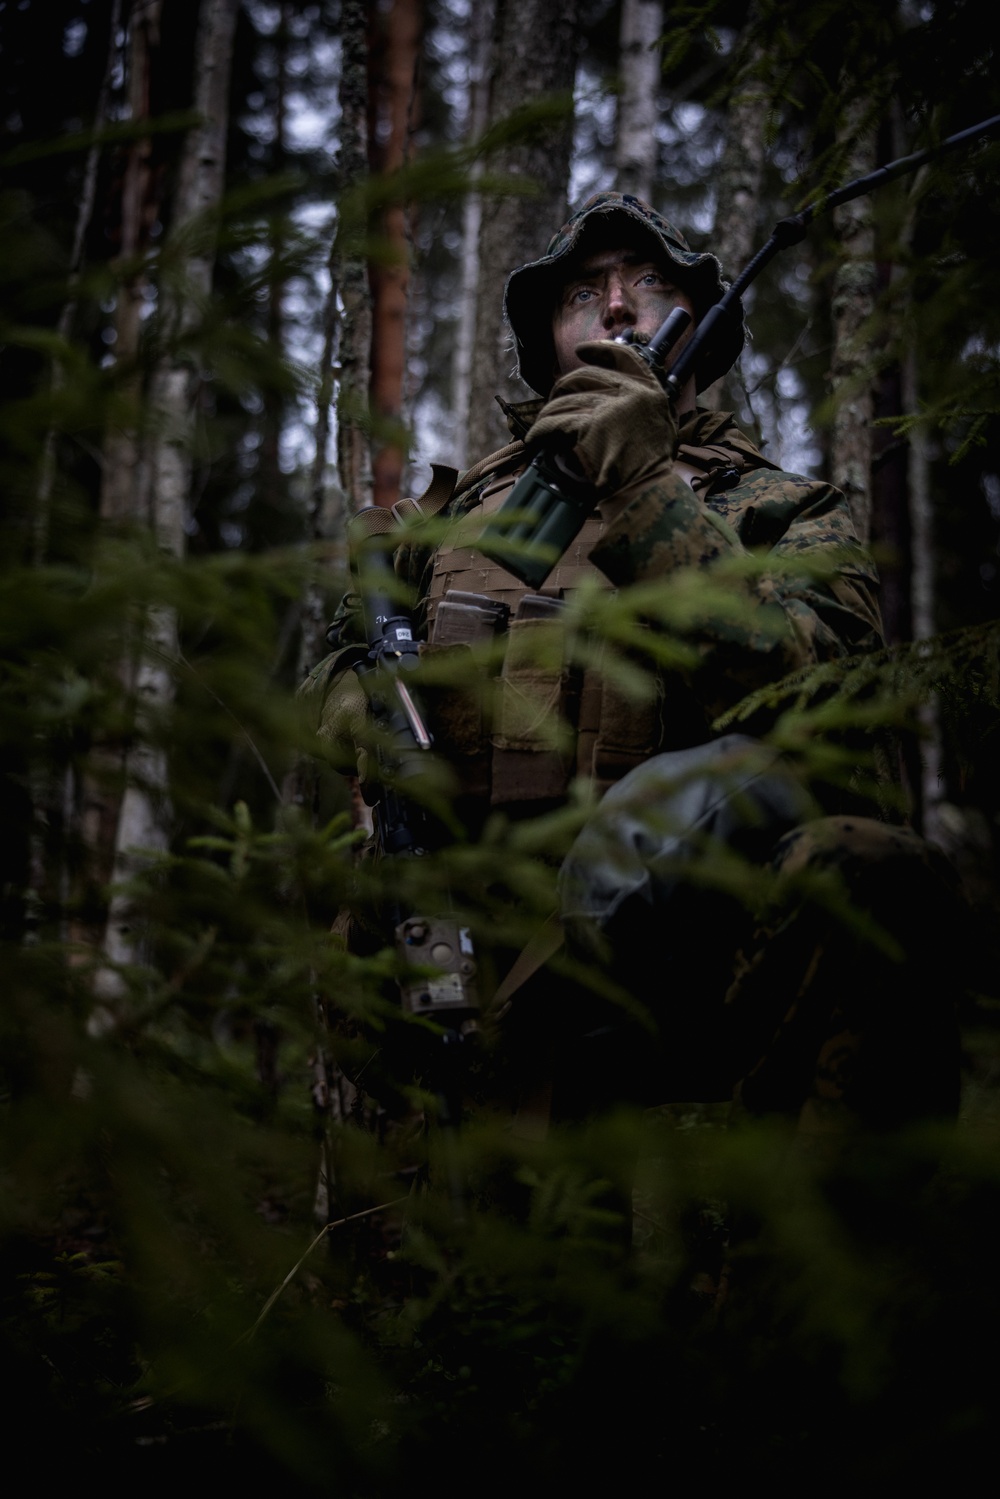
6,955,1000,1492
3,131,1000,1499
5,452,1000,1496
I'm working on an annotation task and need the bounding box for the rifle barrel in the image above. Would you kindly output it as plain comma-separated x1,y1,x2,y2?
661,112,1000,398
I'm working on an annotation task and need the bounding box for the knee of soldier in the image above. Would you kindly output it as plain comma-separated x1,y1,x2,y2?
769,815,963,965
772,816,951,889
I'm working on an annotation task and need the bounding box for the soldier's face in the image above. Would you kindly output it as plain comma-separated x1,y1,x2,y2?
552,245,696,376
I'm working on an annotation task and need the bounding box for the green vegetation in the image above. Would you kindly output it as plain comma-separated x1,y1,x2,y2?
2,1,999,1486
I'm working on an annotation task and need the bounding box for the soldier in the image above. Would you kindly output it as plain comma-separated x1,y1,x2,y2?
307,193,961,1144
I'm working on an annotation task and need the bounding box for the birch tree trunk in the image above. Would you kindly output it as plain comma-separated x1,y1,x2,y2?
450,0,494,473
615,0,661,203
94,0,239,1016
148,0,239,550
466,0,579,463
77,3,162,955
259,1,289,522
829,100,877,543
905,348,944,841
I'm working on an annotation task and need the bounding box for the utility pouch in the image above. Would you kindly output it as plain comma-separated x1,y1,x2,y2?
430,590,510,646
421,590,508,798
576,634,663,793
491,594,576,806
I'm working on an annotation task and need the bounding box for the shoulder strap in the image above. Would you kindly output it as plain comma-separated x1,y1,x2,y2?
392,462,460,525
493,911,565,1017
454,441,527,500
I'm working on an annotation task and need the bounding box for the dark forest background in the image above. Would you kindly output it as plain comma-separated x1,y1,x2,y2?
2,0,999,1487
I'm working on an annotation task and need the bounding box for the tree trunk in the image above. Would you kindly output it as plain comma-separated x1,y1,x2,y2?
73,3,163,957
368,0,422,509
336,0,374,517
146,0,237,558
450,0,494,473
869,106,920,651
286,0,374,806
871,360,912,656
466,0,579,464
904,345,944,840
703,24,768,412
615,0,661,204
829,100,876,543
98,0,160,533
867,109,941,832
27,0,125,946
34,0,124,565
259,1,289,524
94,0,239,1017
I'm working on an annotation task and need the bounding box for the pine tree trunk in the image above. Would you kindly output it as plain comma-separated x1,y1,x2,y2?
868,109,941,832
703,24,768,412
830,101,876,543
868,108,919,650
335,0,375,519
871,365,912,655
295,0,373,670
615,0,661,203
34,0,124,565
368,0,422,509
466,0,579,463
286,0,373,802
27,0,125,945
98,0,159,533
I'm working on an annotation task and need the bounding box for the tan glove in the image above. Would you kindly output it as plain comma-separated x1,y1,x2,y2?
525,340,679,496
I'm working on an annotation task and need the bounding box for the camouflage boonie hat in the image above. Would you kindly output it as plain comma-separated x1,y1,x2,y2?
504,191,746,396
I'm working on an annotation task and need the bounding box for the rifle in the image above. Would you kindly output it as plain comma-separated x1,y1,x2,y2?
342,504,479,1211
477,112,1000,590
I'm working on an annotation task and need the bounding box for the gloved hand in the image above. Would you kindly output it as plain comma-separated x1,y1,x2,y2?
525,340,679,496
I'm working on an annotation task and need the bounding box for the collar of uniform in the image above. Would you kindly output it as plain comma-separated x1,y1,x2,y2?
678,407,779,472
497,396,545,441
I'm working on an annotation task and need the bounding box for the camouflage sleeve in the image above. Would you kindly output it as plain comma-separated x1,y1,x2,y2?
589,464,883,720
297,645,369,775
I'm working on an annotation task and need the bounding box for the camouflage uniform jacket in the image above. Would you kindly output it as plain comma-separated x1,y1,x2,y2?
307,402,883,809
